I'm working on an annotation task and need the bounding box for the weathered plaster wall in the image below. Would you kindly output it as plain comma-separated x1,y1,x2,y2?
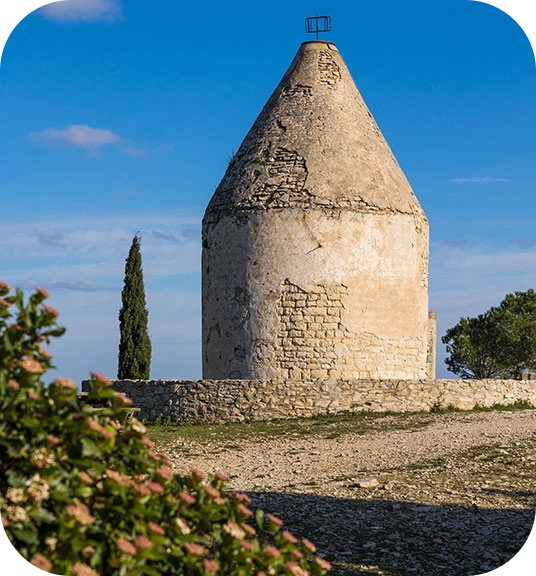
82,379,536,423
203,209,430,380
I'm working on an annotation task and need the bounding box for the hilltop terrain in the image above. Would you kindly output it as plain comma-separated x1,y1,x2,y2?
149,409,536,576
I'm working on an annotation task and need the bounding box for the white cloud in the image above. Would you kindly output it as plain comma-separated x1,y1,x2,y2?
29,125,155,157
40,0,122,22
448,177,511,183
30,124,127,155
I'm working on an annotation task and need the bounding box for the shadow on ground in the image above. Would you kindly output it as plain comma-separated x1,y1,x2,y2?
248,491,535,576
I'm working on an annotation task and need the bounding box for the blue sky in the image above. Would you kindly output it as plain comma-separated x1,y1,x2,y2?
0,0,535,384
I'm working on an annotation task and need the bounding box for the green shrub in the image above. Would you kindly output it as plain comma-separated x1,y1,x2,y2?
0,282,330,576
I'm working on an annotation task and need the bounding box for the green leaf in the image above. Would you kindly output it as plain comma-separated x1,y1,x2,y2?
75,486,94,499
20,417,41,428
256,508,264,531
11,526,38,545
29,507,56,523
81,438,102,458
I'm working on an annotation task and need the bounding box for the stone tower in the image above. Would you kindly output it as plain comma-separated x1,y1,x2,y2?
202,40,435,380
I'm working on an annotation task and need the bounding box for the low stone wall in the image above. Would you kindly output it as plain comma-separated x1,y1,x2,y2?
81,378,536,422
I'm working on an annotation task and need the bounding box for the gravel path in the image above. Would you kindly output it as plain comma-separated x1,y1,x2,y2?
166,410,536,576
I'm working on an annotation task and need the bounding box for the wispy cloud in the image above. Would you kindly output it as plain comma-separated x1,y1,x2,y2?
40,0,123,22
149,229,200,244
1,212,201,284
0,211,203,383
448,177,511,183
29,124,144,156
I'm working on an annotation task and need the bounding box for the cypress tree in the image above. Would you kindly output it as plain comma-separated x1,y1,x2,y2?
118,234,151,379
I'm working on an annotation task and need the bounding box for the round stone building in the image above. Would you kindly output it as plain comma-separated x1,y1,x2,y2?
202,40,435,380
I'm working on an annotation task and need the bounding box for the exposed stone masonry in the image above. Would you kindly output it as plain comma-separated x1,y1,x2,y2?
235,147,311,210
318,50,341,86
276,279,350,379
203,42,421,229
81,378,536,423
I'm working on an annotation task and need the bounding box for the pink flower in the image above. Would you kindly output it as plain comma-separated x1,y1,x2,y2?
0,298,12,308
43,304,59,317
147,481,164,494
36,287,50,299
315,558,331,570
116,393,133,405
235,492,251,504
7,380,19,391
205,485,221,499
21,358,44,374
28,390,39,400
302,538,316,553
241,540,254,552
242,523,256,536
53,377,77,391
30,553,52,572
266,513,283,526
0,280,12,291
72,562,99,576
149,521,165,535
282,530,298,544
133,483,151,496
179,491,196,505
82,546,95,557
105,469,131,486
286,562,309,576
265,545,281,558
117,538,136,555
65,503,95,525
237,503,253,517
88,417,114,440
78,471,93,484
214,471,230,483
203,559,220,572
47,434,61,445
93,372,112,385
155,465,174,480
292,549,304,559
185,542,207,556
135,535,152,550
190,468,206,481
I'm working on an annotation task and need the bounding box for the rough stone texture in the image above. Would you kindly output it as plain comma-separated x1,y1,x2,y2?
81,378,536,422
202,40,432,380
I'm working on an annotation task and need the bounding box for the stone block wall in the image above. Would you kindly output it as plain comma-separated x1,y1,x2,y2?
81,378,536,423
276,280,350,379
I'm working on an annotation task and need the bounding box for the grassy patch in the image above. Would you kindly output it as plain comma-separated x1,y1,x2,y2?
146,401,534,451
146,410,438,450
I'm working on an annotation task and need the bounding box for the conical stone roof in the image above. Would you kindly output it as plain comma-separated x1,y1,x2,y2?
204,40,425,226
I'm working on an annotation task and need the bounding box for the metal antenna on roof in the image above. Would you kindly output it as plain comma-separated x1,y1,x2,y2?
305,14,331,40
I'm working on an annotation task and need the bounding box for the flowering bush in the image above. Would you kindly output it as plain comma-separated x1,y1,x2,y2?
0,283,330,576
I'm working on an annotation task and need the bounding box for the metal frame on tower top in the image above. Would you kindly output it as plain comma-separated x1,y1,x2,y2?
305,15,331,40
